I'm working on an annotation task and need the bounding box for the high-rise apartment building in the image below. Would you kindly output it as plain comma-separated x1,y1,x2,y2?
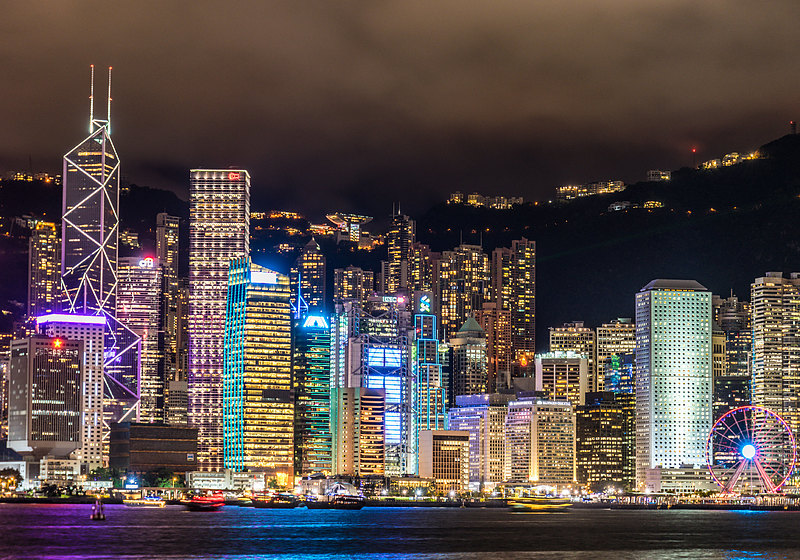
436,244,490,341
635,279,712,490
504,397,575,486
535,351,589,408
290,238,326,317
156,213,180,385
8,336,83,460
188,169,250,471
385,212,415,293
476,302,512,392
751,272,800,436
36,314,105,471
333,266,374,304
117,257,162,423
28,221,60,318
576,391,635,491
491,238,535,366
294,314,332,476
409,242,439,294
595,318,635,391
448,393,514,490
223,259,292,481
549,322,597,392
449,318,488,405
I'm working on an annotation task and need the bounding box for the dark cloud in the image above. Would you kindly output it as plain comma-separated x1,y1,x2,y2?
1,0,799,218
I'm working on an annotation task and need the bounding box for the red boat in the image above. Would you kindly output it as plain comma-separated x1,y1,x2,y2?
182,493,225,511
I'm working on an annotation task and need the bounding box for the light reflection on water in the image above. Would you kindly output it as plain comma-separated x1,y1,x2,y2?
1,505,799,559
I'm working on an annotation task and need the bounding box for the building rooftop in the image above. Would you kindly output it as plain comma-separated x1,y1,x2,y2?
457,316,485,334
640,279,708,292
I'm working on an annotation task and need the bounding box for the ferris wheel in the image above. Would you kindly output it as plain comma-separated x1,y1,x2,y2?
706,405,796,494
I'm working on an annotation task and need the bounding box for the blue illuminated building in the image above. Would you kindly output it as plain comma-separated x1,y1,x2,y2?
603,353,635,394
414,294,447,456
294,314,332,475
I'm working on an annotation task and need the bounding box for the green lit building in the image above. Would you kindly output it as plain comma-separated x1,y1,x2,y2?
293,314,332,476
223,258,293,483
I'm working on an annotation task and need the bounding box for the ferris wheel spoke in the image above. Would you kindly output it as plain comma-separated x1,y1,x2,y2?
723,459,748,492
754,458,778,493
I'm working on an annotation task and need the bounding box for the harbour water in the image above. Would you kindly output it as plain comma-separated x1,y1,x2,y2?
1,504,799,559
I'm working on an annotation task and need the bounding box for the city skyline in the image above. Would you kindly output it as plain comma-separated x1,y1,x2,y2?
2,3,800,218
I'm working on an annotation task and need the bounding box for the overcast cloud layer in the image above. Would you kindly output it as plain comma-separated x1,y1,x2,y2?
1,1,799,217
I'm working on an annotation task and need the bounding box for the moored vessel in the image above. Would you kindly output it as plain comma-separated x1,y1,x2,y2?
182,493,225,511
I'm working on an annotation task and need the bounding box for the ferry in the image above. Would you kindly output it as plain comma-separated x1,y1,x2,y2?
182,493,225,511
252,492,299,509
303,482,365,510
508,496,573,512
123,496,166,508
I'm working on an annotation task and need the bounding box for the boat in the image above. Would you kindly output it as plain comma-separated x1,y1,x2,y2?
90,497,106,521
252,492,299,509
182,493,225,511
304,482,365,510
123,496,166,508
508,496,573,512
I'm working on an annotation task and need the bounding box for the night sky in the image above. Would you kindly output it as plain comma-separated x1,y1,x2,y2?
2,1,799,218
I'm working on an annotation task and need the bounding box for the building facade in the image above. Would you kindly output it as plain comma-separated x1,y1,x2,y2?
549,322,597,392
449,318,488,405
418,430,470,494
535,351,588,408
28,221,60,318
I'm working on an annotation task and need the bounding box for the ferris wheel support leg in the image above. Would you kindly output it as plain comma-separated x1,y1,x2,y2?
723,460,747,493
753,459,778,493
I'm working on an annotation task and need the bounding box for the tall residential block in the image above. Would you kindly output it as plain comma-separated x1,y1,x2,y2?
36,314,105,470
751,273,800,436
333,266,374,304
28,221,61,318
294,314,332,476
436,244,490,341
223,259,292,481
635,279,712,490
385,212,415,293
189,169,250,471
156,213,180,385
476,302,512,392
491,238,536,365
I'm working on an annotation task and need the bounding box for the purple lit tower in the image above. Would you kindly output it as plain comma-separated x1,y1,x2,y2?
60,66,140,437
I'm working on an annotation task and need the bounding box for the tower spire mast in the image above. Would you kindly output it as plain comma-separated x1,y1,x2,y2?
89,64,95,133
107,66,112,134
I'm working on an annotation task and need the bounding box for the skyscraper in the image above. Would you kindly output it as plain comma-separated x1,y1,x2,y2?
290,237,326,317
414,308,447,451
37,314,106,471
635,279,712,490
61,66,140,430
449,317,488,405
491,238,536,368
595,318,635,391
333,266,374,304
409,242,439,294
475,302,512,392
223,259,293,480
549,322,597,392
294,314,332,476
8,336,83,460
188,169,250,471
436,244,490,341
28,221,60,318
116,257,162,423
535,351,588,408
156,213,180,385
385,211,415,293
751,272,800,436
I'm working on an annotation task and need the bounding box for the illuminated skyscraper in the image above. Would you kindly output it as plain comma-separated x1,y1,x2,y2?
8,336,83,460
385,211,415,293
449,317,488,405
36,314,105,470
290,238,326,317
156,213,180,384
751,272,800,437
333,387,385,476
28,221,60,318
504,397,575,486
549,322,597,392
491,238,535,366
476,302,512,392
409,242,439,294
595,318,635,391
61,66,140,429
436,244,490,341
635,279,712,490
117,257,162,423
414,306,447,454
294,314,332,475
576,391,635,491
535,351,588,408
223,259,293,479
333,266,374,304
188,169,250,471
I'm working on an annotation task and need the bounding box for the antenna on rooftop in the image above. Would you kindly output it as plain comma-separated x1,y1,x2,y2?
107,66,113,134
89,65,95,133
